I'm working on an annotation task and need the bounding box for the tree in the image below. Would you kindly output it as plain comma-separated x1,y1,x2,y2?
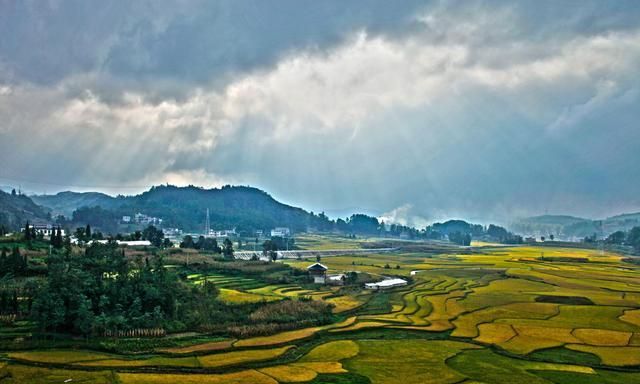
142,225,164,247
549,234,555,241
627,227,640,252
11,188,16,196
85,224,92,239
24,221,31,242
316,255,321,263
51,227,63,249
263,240,277,262
180,235,195,249
449,231,471,246
74,295,94,339
606,231,626,244
75,227,86,241
223,238,234,259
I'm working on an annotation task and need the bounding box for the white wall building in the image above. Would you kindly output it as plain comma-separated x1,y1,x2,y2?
365,278,408,290
25,223,65,237
271,227,291,237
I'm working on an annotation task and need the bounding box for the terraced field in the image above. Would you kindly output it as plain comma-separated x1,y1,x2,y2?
1,244,639,383
186,273,335,304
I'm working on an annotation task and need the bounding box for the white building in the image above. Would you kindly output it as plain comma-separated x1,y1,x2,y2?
89,240,152,247
271,227,291,237
327,274,346,286
208,229,237,238
163,228,183,238
25,223,65,237
122,215,131,223
365,278,408,290
134,213,162,226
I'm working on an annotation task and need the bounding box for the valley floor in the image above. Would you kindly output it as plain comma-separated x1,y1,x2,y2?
1,243,640,383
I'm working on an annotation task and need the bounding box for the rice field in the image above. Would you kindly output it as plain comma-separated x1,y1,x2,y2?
3,242,639,383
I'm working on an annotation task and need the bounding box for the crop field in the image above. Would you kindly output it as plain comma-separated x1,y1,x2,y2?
1,242,639,383
186,273,333,304
294,234,368,250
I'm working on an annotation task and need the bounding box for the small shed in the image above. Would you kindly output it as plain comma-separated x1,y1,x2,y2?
307,263,328,284
327,274,346,286
365,278,408,291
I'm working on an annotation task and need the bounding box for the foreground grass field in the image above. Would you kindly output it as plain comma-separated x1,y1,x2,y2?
1,241,639,383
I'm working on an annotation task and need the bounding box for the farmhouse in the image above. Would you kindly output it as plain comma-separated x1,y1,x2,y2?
307,262,328,284
365,278,408,290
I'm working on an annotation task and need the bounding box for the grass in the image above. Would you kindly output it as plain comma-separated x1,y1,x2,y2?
217,288,281,303
528,347,602,365
197,346,293,368
234,327,323,347
532,369,640,384
117,370,278,384
77,356,198,368
0,364,114,384
326,295,364,313
620,309,640,327
346,340,479,384
8,349,114,364
474,323,516,344
565,344,640,366
451,302,558,338
572,328,632,346
299,340,359,362
259,364,319,382
157,339,235,354
513,325,580,344
5,242,640,382
447,348,596,384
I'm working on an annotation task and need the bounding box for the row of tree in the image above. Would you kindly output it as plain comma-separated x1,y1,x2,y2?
603,226,640,252
0,247,28,277
30,242,216,336
180,235,235,258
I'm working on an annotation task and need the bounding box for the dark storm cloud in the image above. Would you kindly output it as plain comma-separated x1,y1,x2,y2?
1,0,640,223
0,0,428,86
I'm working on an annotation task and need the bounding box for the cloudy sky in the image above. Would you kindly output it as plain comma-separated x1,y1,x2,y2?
1,1,639,224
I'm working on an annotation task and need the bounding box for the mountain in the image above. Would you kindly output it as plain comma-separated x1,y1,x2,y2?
32,185,329,234
31,191,119,217
0,190,50,230
510,213,640,240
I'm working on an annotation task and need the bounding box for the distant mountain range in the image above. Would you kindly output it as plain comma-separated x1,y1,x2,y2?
2,183,639,239
510,213,640,239
0,189,50,230
31,191,119,217
29,185,329,234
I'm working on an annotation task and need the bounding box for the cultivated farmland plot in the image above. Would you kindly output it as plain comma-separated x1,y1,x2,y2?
1,243,639,383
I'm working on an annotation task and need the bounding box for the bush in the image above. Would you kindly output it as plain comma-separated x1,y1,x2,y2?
249,299,334,324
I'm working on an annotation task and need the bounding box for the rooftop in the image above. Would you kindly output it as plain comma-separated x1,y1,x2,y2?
307,262,328,271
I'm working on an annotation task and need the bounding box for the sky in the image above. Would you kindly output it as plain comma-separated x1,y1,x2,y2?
1,0,640,225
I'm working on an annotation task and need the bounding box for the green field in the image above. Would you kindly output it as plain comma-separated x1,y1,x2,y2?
1,240,639,383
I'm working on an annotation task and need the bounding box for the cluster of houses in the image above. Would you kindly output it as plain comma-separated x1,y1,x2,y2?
306,262,407,290
122,213,162,226
25,222,66,237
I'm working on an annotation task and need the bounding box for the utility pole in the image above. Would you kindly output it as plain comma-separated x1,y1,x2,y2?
205,208,210,236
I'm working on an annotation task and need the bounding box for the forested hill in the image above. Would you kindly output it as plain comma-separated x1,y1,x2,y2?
120,185,319,232
33,185,328,233
0,189,50,231
511,213,640,239
31,191,119,217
